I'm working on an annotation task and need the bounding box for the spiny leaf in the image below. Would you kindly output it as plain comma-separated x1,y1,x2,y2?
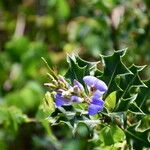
99,49,132,96
75,55,97,69
114,94,138,112
125,122,150,147
135,79,150,114
94,69,103,77
65,55,94,85
128,103,145,115
118,65,147,99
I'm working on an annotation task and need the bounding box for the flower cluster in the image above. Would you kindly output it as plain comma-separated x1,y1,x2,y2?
44,75,108,115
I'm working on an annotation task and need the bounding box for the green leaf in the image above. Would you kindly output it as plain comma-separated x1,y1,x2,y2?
135,79,150,114
105,91,116,110
114,94,138,112
65,55,94,85
112,64,147,112
99,49,132,96
111,124,125,143
99,126,114,146
118,65,147,98
99,124,125,146
137,115,150,131
128,102,144,115
75,122,92,138
5,36,29,61
126,122,150,147
5,81,43,112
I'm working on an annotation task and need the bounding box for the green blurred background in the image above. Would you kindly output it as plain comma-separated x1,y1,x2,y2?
0,0,150,149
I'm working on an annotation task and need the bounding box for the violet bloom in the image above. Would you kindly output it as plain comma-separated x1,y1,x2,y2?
55,93,70,107
55,80,84,107
83,76,108,115
88,90,104,115
55,93,82,107
83,76,108,92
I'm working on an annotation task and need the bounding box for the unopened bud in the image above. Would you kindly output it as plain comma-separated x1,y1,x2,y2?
58,75,69,88
44,83,56,88
73,85,79,94
47,73,55,80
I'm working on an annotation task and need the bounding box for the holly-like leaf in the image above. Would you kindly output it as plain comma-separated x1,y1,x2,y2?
135,79,150,114
99,49,132,96
125,122,150,148
42,49,150,150
128,103,144,115
65,55,95,85
118,65,147,99
114,93,138,112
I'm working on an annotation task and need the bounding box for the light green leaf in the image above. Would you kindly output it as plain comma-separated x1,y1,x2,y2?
99,124,125,146
105,91,116,110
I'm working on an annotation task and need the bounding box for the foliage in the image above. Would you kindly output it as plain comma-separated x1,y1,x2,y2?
42,49,150,149
0,0,150,149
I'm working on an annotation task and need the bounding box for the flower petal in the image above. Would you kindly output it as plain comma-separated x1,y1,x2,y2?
88,104,104,115
92,90,104,99
71,95,83,102
88,96,104,115
55,93,70,107
91,98,104,106
83,76,108,92
83,76,97,86
94,79,108,92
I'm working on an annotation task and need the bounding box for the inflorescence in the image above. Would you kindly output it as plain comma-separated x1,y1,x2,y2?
44,75,108,115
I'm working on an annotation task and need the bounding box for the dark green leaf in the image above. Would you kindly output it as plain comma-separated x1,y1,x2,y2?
135,79,150,114
118,65,147,98
65,55,94,85
99,49,132,96
126,122,150,147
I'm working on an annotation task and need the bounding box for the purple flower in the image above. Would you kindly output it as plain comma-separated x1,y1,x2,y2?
88,99,104,115
54,76,107,116
88,91,104,115
55,93,70,107
55,94,83,107
83,76,107,115
92,90,104,98
83,76,108,92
